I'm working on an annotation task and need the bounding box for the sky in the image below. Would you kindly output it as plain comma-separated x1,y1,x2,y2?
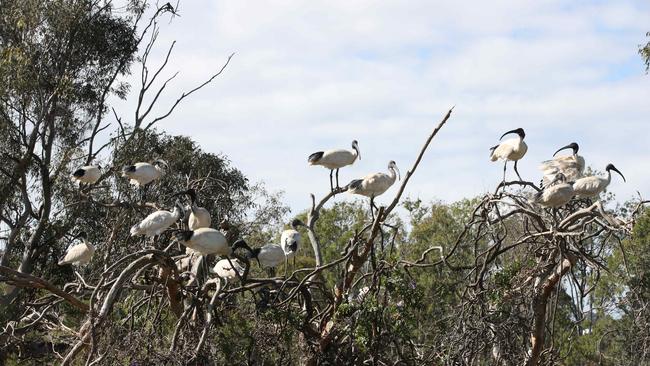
111,0,650,216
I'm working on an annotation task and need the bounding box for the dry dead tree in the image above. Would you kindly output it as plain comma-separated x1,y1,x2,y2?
437,182,645,365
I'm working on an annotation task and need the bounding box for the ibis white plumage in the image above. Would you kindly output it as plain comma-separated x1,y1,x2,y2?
347,160,400,212
211,258,244,280
174,228,252,257
249,244,286,269
122,160,168,187
280,219,305,259
130,203,183,237
58,232,95,266
490,128,528,181
532,173,574,208
539,142,585,188
308,140,360,191
572,163,626,198
71,165,102,185
172,188,211,230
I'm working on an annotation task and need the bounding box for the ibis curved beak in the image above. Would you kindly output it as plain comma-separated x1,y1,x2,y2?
553,144,572,157
169,189,196,203
232,239,255,257
553,143,578,157
185,188,197,203
173,200,186,215
500,129,519,140
291,218,306,228
611,167,626,182
394,166,401,181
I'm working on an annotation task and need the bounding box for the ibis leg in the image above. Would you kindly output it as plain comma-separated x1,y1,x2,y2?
502,161,507,182
142,184,151,203
225,257,242,282
148,235,157,250
552,208,559,227
335,169,340,189
202,256,209,284
369,197,379,221
283,256,288,278
329,170,334,192
514,160,523,181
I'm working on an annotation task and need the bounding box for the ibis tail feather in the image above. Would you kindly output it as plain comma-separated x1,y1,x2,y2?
308,151,324,164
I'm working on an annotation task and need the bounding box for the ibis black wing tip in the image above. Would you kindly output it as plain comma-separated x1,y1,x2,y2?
72,168,85,177
308,151,324,164
348,179,363,190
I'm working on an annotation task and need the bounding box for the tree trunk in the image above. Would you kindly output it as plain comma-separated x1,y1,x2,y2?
527,254,576,365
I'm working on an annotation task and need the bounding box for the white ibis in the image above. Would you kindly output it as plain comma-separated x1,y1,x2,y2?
347,160,400,213
122,159,168,187
130,202,183,237
532,173,574,208
539,142,585,188
71,165,102,185
490,128,528,181
211,258,244,281
174,229,253,259
308,140,360,191
248,244,286,277
172,188,211,230
280,219,305,260
572,163,626,198
58,232,95,266
175,233,250,284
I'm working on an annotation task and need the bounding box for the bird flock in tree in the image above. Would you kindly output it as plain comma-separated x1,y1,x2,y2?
64,128,626,282
489,128,626,207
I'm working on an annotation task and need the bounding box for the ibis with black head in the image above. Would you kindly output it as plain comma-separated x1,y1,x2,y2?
347,160,400,213
539,142,585,188
58,232,95,266
308,140,360,191
130,201,183,237
572,163,625,198
71,165,102,186
172,188,211,230
532,173,574,208
490,128,528,181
